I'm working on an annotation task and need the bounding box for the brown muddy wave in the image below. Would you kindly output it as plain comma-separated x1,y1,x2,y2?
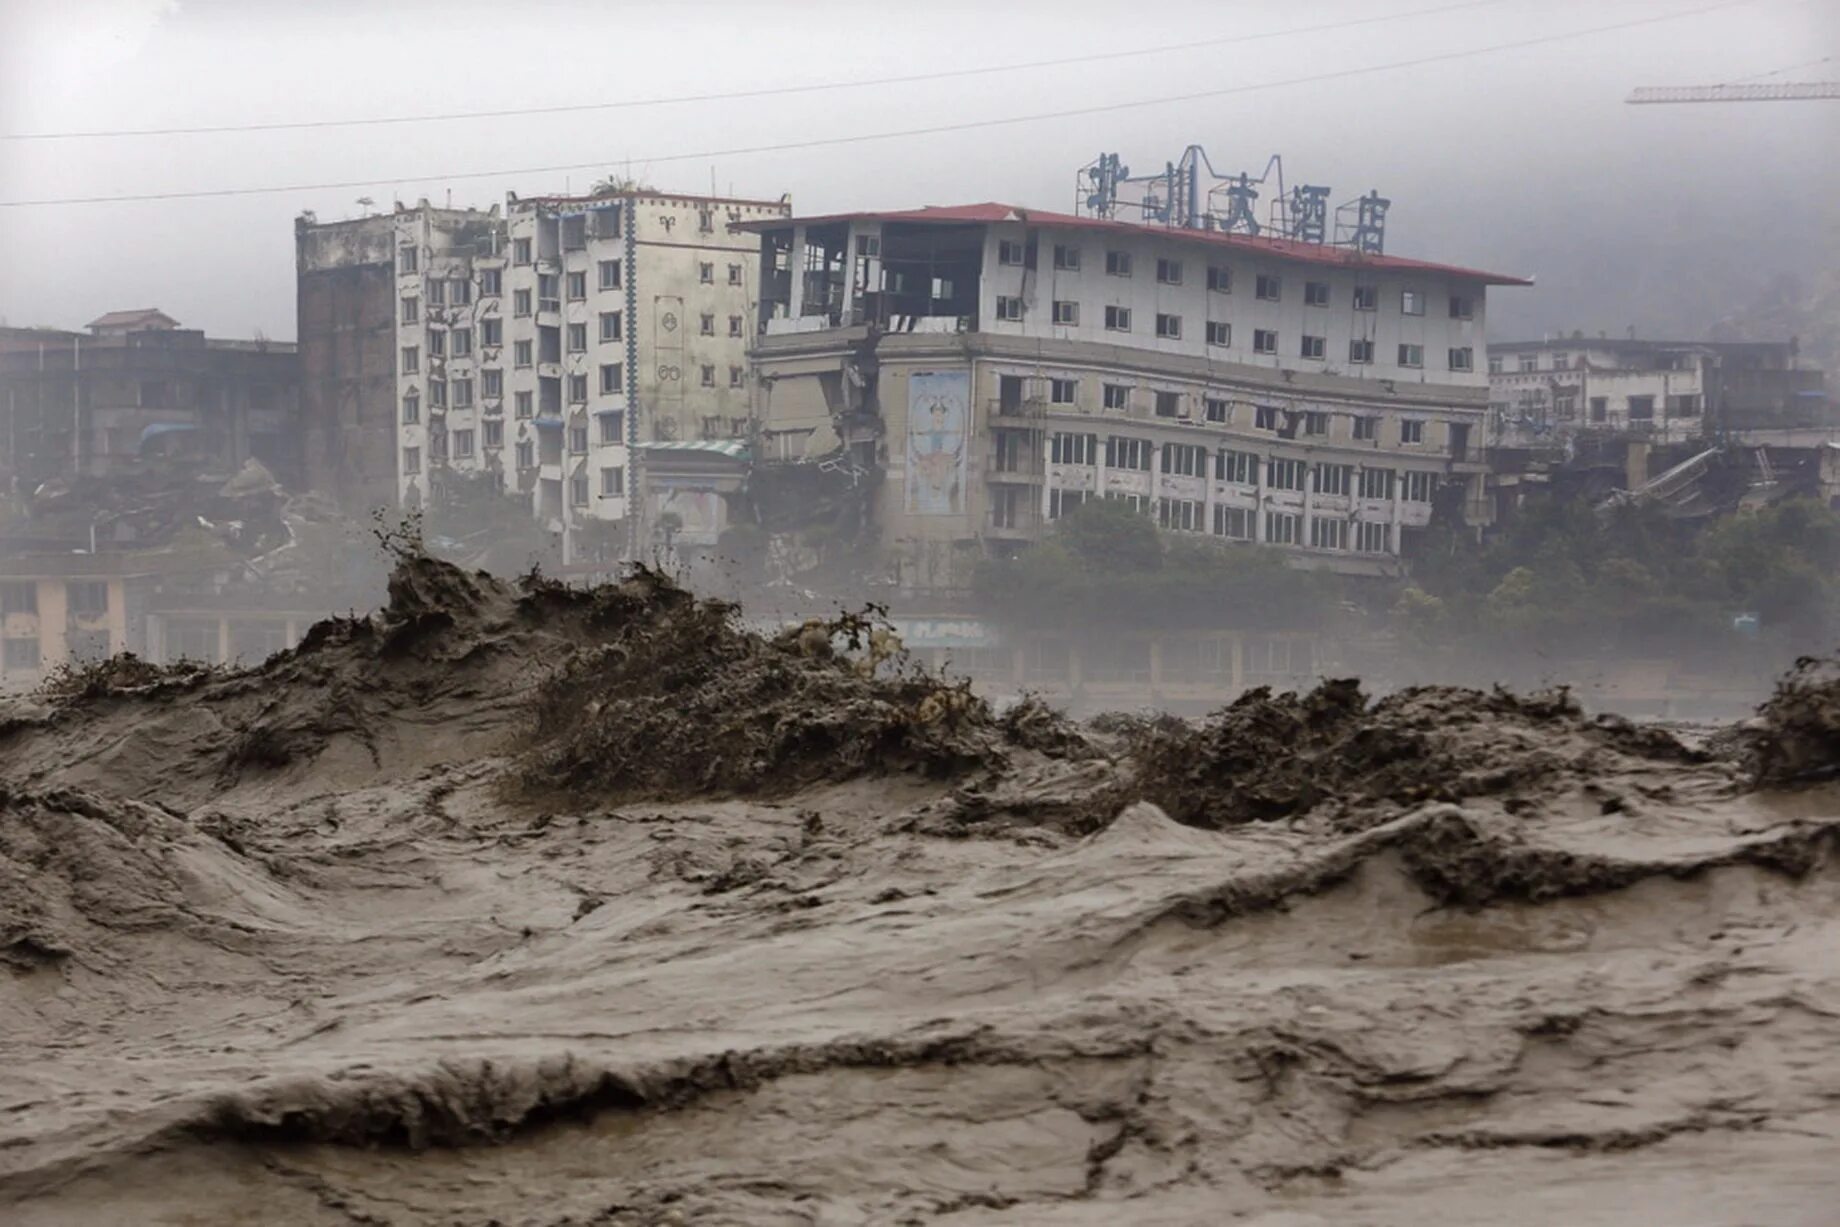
3,556,1839,1225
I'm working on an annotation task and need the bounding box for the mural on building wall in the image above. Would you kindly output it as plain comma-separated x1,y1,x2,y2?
904,371,970,516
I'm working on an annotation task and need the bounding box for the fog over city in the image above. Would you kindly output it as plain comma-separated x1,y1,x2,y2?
3,0,1834,342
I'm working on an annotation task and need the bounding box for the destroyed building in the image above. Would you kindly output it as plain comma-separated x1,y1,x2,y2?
1487,335,1829,447
741,175,1528,593
0,310,301,493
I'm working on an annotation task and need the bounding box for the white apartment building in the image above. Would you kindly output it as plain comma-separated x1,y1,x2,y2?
746,202,1528,589
298,190,789,541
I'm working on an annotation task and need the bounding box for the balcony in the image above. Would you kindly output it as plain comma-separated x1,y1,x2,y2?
986,397,1047,421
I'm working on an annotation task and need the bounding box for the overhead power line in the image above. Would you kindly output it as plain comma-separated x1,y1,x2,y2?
1627,82,1840,102
0,0,1756,209
2,0,1516,141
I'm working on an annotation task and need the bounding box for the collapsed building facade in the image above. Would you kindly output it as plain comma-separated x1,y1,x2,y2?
1486,336,1834,515
295,191,789,554
0,309,300,493
742,184,1528,593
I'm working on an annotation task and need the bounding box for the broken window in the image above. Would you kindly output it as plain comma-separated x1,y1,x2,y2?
1107,435,1150,470
1154,391,1182,418
1161,442,1205,475
1359,467,1393,499
1314,462,1352,494
1266,458,1305,491
1216,449,1256,484
1254,405,1279,430
1356,521,1390,553
1449,295,1475,320
1627,395,1656,420
1310,518,1348,550
1264,510,1300,544
1213,505,1253,540
1353,285,1378,311
1050,431,1097,464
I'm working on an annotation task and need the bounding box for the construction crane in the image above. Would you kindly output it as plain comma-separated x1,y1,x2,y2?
1627,82,1839,104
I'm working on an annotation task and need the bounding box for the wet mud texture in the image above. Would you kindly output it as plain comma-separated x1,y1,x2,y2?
4,554,1840,1226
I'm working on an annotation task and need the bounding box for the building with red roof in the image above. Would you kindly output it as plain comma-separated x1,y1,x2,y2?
740,199,1530,590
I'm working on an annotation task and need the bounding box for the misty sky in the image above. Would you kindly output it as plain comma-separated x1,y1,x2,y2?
1,0,1834,343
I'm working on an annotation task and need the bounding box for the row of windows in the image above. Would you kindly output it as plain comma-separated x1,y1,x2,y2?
999,299,1476,369
0,581,107,616
1038,381,1439,444
1047,433,1439,500
1048,490,1400,552
404,441,633,487
1019,245,1478,318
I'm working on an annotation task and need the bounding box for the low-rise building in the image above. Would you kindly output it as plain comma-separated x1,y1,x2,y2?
0,312,300,492
744,201,1528,592
1487,336,1829,449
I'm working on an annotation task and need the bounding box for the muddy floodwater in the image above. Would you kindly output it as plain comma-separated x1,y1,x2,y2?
3,556,1838,1225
